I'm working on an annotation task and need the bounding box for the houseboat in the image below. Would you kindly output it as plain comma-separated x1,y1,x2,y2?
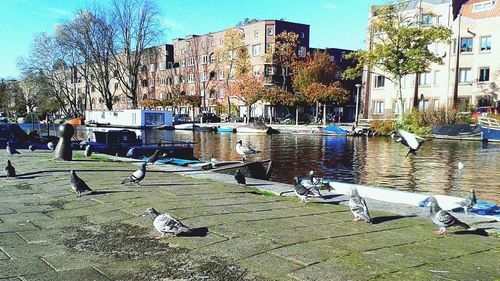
85,109,173,129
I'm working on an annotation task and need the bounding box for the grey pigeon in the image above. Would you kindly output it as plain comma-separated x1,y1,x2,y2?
121,162,146,185
234,169,246,186
395,129,425,157
145,207,191,239
47,142,55,150
427,197,471,235
70,170,93,197
28,145,36,152
459,190,477,214
4,160,16,179
348,187,372,224
235,140,259,161
301,171,323,198
6,141,20,155
84,145,92,158
147,149,160,165
293,177,317,204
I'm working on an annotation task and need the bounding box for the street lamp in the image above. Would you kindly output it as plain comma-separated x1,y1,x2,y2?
354,83,363,127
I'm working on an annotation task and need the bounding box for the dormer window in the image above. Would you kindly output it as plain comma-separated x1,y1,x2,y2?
473,0,495,12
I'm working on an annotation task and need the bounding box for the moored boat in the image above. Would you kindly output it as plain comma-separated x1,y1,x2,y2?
478,117,500,142
211,159,273,180
431,124,482,141
174,123,197,130
236,121,271,134
321,125,348,136
217,126,235,133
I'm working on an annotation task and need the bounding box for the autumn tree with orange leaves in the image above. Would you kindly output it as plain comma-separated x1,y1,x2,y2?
228,73,265,123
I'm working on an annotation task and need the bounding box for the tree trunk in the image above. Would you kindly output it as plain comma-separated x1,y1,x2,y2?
395,77,404,122
323,103,327,125
413,73,420,109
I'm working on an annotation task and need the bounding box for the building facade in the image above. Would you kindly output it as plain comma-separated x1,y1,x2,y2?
362,0,499,119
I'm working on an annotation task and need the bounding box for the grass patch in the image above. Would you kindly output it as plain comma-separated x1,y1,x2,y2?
255,190,277,197
72,152,118,162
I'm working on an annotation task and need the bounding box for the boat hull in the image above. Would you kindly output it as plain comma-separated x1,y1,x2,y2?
431,124,482,141
478,117,500,142
236,127,270,134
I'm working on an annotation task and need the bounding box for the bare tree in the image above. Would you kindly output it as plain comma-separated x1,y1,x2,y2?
112,0,161,108
57,8,117,110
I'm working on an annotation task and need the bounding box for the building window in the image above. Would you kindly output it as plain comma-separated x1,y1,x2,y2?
220,38,224,45
254,30,259,38
252,44,260,57
230,68,236,79
434,70,440,85
421,14,433,25
265,43,274,54
419,72,431,85
187,57,195,67
159,62,166,70
298,46,306,58
219,69,224,80
211,40,215,47
174,76,179,84
267,28,274,36
160,78,166,86
479,67,490,82
374,75,385,88
253,65,260,76
189,90,195,96
210,71,216,81
210,53,216,63
436,15,442,25
460,38,473,53
180,60,185,68
459,68,472,83
433,99,439,110
201,72,208,82
300,32,305,39
149,79,154,87
149,64,155,72
480,36,491,52
219,88,225,98
419,99,430,110
200,55,208,65
373,101,384,114
201,90,206,98
473,0,495,12
188,73,195,83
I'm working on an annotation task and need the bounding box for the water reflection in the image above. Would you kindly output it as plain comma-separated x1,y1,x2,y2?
20,124,499,203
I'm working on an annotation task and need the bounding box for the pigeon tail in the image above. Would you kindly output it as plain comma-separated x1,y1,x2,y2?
456,220,471,230
121,178,132,184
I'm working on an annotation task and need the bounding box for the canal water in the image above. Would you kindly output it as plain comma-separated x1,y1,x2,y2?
22,124,500,203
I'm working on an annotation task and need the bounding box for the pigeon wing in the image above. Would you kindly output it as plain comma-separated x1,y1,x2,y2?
435,210,456,227
77,178,93,192
398,129,419,149
131,169,144,181
294,183,311,196
349,197,372,222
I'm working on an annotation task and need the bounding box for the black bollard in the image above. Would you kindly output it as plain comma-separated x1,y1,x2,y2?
54,123,74,161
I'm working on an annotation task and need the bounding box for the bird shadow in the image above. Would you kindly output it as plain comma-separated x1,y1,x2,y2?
311,199,346,206
178,227,209,237
321,194,344,200
245,183,272,187
371,215,417,225
16,176,40,180
453,228,492,237
91,190,136,195
139,183,208,187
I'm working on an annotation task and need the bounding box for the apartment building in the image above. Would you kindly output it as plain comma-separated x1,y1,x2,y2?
363,0,499,119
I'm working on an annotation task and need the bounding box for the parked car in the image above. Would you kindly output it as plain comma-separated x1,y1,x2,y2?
194,113,221,123
173,114,192,124
279,113,312,124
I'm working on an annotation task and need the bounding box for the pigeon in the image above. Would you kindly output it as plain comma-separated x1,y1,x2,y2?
293,177,318,204
427,197,471,235
6,141,20,155
395,129,425,157
4,160,16,179
84,145,92,158
348,187,372,224
458,162,464,170
145,207,191,239
234,169,246,186
459,190,477,213
121,162,147,185
235,140,259,161
147,149,160,165
47,142,55,150
300,171,323,197
28,145,36,152
70,170,93,197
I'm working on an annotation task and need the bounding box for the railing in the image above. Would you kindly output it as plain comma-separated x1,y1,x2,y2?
478,117,500,129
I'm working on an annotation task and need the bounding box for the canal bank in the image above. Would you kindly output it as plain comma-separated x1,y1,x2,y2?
1,151,499,280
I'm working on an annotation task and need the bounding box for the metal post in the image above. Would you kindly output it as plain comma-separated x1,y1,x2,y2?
355,84,363,127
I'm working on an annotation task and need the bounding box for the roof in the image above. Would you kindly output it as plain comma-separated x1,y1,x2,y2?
461,0,500,19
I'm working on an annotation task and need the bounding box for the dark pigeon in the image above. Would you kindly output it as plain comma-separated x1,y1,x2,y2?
28,145,36,152
427,197,471,235
121,162,147,185
6,141,20,155
4,160,16,179
84,145,92,158
147,150,161,165
234,169,246,186
70,170,93,197
293,177,316,204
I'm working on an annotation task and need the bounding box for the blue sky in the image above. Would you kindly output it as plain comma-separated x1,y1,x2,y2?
0,0,385,78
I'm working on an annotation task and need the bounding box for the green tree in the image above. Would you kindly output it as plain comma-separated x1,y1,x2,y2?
344,2,451,120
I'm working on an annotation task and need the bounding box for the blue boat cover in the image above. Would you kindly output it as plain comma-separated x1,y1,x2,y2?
143,156,203,166
323,125,347,135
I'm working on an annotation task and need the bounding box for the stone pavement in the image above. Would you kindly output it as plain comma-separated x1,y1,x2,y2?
0,151,499,280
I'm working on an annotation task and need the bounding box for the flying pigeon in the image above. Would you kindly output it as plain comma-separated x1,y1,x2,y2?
147,149,160,165
47,142,55,150
427,197,471,235
459,190,477,213
84,145,92,158
293,177,318,204
348,187,372,224
70,170,93,197
234,169,246,186
145,207,191,239
121,162,147,185
235,140,259,161
4,160,16,179
6,141,20,155
395,129,425,157
458,162,464,170
28,145,36,152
